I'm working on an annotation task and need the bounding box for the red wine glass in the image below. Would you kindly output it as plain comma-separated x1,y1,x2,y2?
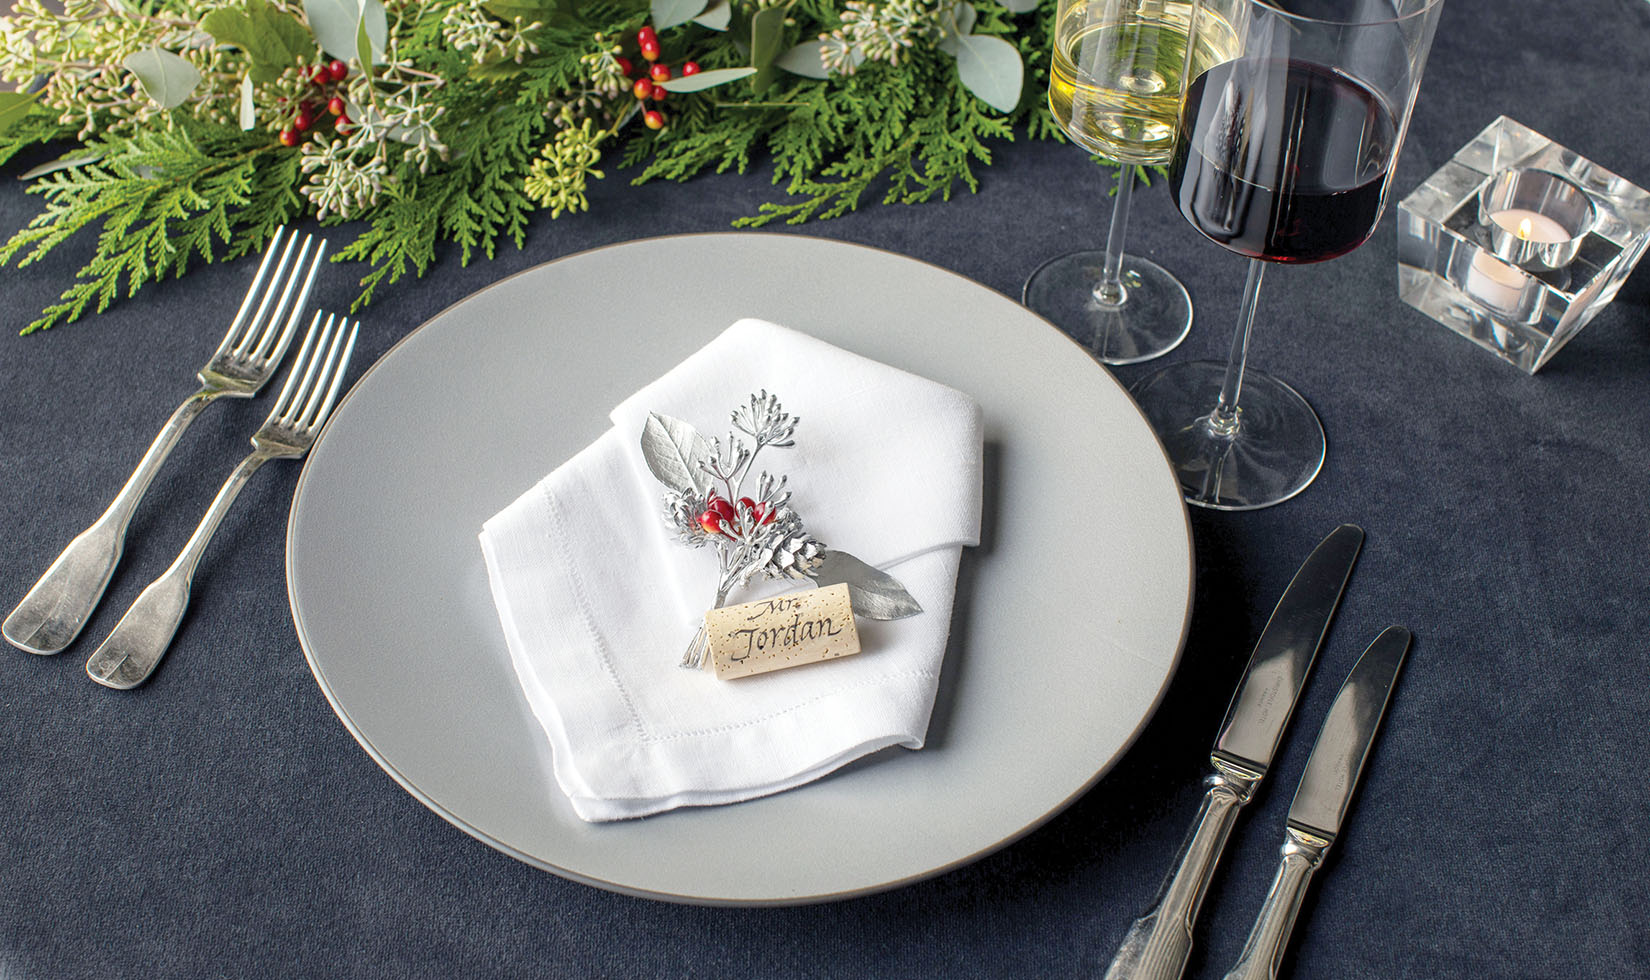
1129,0,1444,509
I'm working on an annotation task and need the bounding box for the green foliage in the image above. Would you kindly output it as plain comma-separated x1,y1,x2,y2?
199,0,316,83
335,92,548,309
1,122,302,333
641,2,1041,229
0,106,75,170
0,0,1093,334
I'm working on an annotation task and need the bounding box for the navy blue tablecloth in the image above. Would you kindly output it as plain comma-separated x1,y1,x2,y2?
4,1,1648,976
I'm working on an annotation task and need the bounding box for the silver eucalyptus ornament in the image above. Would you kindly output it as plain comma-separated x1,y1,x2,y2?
642,391,921,670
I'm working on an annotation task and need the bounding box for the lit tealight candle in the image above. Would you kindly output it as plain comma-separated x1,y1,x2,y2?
1464,250,1531,315
1477,168,1595,271
1488,208,1571,245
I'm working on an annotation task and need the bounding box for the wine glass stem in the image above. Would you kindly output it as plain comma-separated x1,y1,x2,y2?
1209,257,1267,439
1094,167,1136,308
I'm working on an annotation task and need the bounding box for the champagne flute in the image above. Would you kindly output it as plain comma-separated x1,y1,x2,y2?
1024,0,1240,364
1130,0,1444,509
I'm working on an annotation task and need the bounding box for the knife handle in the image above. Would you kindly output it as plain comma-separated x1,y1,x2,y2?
1220,826,1330,980
1103,757,1262,980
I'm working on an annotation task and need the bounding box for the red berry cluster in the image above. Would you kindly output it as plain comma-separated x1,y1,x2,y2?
278,60,352,147
697,492,777,537
618,24,702,132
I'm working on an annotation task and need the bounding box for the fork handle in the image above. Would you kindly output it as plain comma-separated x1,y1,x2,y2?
85,450,272,689
4,387,224,655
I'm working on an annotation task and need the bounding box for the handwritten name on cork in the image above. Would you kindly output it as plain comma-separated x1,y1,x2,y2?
705,583,861,680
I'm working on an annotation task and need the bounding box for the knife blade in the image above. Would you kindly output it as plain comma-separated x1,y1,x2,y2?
1220,626,1412,980
1102,524,1364,980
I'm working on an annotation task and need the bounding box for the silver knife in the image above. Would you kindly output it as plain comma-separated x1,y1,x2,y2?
1103,523,1364,980
1220,626,1412,980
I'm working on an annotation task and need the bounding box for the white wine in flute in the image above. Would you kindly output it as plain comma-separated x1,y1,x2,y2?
1048,0,1240,165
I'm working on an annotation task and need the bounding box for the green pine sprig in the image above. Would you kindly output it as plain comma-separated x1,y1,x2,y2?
0,107,75,171
1,122,302,334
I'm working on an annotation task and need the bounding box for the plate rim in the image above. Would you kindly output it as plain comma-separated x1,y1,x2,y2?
286,230,1195,905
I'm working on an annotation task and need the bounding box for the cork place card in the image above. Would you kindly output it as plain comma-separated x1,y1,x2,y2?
704,583,861,680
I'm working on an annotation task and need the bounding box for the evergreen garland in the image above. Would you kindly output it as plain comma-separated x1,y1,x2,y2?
0,0,1105,335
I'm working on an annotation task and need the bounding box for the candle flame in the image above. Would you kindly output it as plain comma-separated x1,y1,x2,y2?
1516,217,1533,241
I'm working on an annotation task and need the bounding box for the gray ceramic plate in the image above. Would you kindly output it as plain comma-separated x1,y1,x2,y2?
286,233,1193,905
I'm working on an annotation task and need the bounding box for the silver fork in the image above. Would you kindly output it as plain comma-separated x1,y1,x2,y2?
4,227,327,656
85,312,359,690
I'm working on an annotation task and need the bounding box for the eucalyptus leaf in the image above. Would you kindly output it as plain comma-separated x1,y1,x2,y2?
200,0,313,83
304,0,387,65
122,49,202,110
997,0,1041,12
483,0,569,22
355,17,374,73
774,41,829,79
467,57,528,81
749,4,787,93
935,2,978,54
641,413,714,495
652,0,708,30
655,66,756,92
815,551,923,621
18,151,102,181
950,33,1023,113
238,75,255,130
0,91,38,140
693,0,731,30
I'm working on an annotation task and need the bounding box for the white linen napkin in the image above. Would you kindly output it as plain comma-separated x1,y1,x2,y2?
478,319,982,821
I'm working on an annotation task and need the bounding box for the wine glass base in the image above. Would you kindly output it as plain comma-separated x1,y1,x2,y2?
1130,360,1326,511
1023,252,1192,366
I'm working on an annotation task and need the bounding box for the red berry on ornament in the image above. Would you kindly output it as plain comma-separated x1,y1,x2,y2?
640,37,661,62
644,109,665,130
698,511,723,535
327,96,345,116
650,63,671,82
711,497,736,522
279,128,299,147
681,61,701,76
327,59,347,82
632,77,654,100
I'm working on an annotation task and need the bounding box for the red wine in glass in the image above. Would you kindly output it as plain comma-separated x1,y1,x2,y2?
1123,0,1444,505
1169,58,1398,264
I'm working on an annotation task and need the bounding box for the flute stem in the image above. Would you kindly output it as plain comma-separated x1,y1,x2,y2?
1094,168,1137,308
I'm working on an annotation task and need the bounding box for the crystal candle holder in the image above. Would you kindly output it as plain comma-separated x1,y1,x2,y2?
1396,116,1650,373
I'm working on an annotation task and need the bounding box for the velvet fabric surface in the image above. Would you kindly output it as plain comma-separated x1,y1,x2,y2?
3,0,1647,976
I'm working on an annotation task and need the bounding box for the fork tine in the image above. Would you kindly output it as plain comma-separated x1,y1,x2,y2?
295,317,358,431
282,313,335,425
214,227,288,358
248,236,328,368
228,230,303,358
269,311,329,423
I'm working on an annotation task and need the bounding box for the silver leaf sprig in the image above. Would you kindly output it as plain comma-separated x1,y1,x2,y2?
641,391,921,671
